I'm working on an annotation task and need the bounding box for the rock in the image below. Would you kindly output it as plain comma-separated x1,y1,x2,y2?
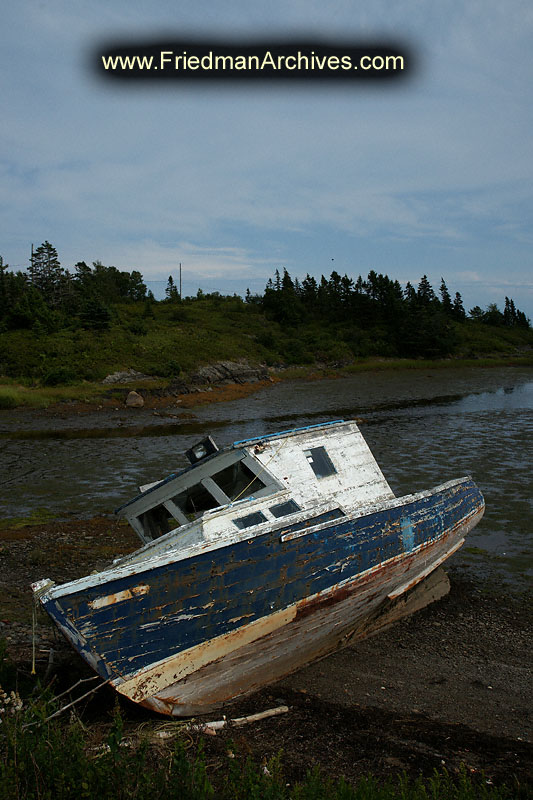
102,369,152,385
189,360,268,386
166,379,190,396
125,390,144,408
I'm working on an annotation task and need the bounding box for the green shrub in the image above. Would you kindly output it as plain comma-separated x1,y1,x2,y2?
0,389,19,409
127,319,148,336
41,366,78,386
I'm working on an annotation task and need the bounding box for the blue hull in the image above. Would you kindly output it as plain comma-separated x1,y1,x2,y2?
40,476,483,704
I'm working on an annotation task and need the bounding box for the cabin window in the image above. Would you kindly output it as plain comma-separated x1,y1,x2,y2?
304,446,337,479
233,511,268,530
139,504,177,539
269,499,301,518
171,482,219,520
213,460,266,502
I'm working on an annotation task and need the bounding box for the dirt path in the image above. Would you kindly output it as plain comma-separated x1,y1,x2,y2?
0,518,531,788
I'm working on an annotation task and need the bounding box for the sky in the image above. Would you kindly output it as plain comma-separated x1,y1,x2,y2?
2,1,533,317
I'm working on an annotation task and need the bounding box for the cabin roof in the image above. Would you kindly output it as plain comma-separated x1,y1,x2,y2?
115,419,347,515
232,419,345,447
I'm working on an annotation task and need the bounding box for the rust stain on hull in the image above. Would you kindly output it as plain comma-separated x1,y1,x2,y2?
33,420,485,719
116,518,479,716
116,604,297,703
295,585,353,619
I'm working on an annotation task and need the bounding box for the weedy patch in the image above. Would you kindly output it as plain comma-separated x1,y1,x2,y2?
0,508,57,532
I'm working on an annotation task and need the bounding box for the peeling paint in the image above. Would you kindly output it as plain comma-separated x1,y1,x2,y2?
89,584,150,609
401,517,415,552
34,420,485,716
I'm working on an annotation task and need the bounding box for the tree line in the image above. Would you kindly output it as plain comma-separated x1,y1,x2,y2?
254,268,530,359
0,242,147,333
0,243,530,361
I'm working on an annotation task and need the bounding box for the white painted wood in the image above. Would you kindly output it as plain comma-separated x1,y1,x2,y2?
37,476,475,602
33,420,485,717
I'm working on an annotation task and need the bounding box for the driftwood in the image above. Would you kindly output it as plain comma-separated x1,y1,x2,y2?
22,677,110,729
152,705,290,739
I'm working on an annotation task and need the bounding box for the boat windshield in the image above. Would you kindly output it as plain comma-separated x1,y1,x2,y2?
133,456,270,540
210,461,265,502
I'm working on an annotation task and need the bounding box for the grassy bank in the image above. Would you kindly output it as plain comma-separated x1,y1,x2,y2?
0,376,171,410
1,354,532,411
0,296,532,409
278,353,533,380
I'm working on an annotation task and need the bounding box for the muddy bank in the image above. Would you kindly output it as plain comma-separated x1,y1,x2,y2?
0,517,531,787
3,356,532,421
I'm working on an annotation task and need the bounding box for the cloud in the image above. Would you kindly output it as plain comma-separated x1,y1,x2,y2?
1,0,533,315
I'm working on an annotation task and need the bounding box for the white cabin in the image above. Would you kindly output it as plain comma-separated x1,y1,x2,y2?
115,420,395,563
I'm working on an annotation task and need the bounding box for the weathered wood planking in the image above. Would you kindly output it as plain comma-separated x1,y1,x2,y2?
34,420,484,715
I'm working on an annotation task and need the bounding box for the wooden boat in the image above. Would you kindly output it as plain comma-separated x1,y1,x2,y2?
32,420,484,716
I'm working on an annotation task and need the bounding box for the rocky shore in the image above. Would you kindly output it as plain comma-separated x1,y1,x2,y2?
100,360,272,408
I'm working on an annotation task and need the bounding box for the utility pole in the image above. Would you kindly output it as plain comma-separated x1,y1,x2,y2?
179,262,182,299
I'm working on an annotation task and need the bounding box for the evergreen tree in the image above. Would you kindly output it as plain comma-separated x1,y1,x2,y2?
502,296,529,329
129,270,146,301
275,269,302,323
328,270,342,296
281,268,295,293
366,270,379,301
165,275,179,302
316,275,330,313
74,261,93,291
469,305,485,321
6,283,60,333
516,309,531,329
404,282,417,304
417,275,436,305
452,292,466,321
340,274,354,306
504,296,514,326
301,274,318,307
484,303,504,326
30,241,63,306
79,296,112,330
439,278,453,314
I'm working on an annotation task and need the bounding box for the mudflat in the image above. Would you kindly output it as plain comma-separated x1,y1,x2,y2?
0,516,531,788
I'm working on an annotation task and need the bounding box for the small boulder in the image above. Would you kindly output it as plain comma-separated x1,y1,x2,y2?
125,390,144,408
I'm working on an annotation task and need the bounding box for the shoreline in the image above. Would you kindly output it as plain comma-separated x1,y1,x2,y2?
1,364,531,788
1,354,532,413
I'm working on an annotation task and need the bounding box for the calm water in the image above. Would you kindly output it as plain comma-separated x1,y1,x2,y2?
1,366,532,587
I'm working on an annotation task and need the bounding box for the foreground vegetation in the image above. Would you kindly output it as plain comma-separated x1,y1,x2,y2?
0,678,526,799
0,245,532,408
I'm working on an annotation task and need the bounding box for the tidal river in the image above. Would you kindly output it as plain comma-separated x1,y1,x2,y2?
1,366,532,588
